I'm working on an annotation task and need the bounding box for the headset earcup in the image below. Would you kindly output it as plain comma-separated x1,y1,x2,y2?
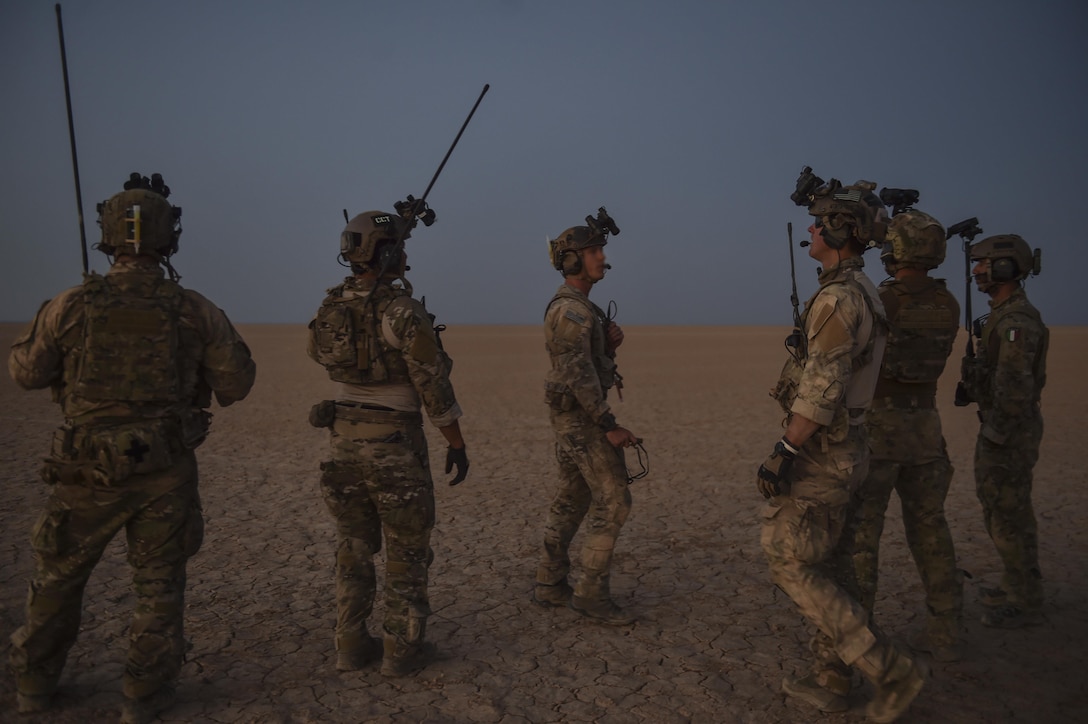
992,257,1018,282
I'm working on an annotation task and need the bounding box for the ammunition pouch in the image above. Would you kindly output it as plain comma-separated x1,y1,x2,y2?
178,408,213,449
309,399,337,428
958,356,987,407
771,357,803,414
544,382,578,412
40,420,177,486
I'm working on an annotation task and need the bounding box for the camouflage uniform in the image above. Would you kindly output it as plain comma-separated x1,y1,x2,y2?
8,257,255,702
308,276,461,662
853,276,963,646
961,287,1048,611
763,256,889,690
536,284,631,604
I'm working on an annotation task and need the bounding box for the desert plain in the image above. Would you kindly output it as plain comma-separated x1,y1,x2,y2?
1,322,1086,723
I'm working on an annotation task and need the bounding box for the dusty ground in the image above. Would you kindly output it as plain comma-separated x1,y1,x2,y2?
1,322,1086,723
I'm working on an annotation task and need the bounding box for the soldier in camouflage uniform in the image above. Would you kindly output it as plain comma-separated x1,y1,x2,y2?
8,173,256,723
760,178,926,722
852,209,964,662
533,209,640,626
308,207,468,677
957,234,1048,629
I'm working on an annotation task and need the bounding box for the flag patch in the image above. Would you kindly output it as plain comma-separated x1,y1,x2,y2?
1006,328,1020,342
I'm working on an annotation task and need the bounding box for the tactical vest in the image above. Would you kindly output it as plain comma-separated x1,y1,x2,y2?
71,273,184,408
545,289,617,392
877,279,958,390
773,274,886,414
311,282,412,385
968,292,1048,408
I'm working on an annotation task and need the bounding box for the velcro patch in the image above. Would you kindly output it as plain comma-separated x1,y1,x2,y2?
1006,328,1020,342
564,310,587,325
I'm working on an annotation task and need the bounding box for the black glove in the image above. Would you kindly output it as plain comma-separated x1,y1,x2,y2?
757,437,799,499
445,446,469,486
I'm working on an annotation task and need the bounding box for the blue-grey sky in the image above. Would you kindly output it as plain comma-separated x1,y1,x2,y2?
2,1,1086,325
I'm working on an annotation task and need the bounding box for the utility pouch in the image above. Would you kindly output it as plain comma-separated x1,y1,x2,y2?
544,382,576,411
309,400,337,428
179,408,213,449
49,425,76,459
83,421,174,484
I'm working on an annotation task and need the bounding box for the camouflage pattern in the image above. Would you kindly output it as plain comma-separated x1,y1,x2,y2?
97,187,181,260
7,257,255,700
852,276,962,637
537,284,630,602
966,288,1048,609
308,276,461,655
308,278,459,419
880,210,946,272
771,257,886,443
762,256,894,683
319,406,434,648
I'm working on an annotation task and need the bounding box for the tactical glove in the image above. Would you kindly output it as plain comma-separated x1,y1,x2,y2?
445,446,469,486
757,437,800,499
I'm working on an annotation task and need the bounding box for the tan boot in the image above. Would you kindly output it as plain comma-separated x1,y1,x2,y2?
781,673,849,713
910,616,964,663
532,580,573,607
855,643,928,723
381,615,433,677
120,684,176,724
336,634,384,671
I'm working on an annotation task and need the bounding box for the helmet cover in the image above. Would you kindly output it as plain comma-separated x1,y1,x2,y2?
97,182,181,259
809,181,887,249
548,225,607,271
881,209,947,271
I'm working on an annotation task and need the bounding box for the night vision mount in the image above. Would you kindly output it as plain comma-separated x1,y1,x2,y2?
790,165,846,208
879,187,919,216
946,217,983,242
394,194,436,228
586,206,620,239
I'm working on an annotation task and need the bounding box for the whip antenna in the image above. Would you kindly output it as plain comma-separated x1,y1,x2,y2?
55,4,89,275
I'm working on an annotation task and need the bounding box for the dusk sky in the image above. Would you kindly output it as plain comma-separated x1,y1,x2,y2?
2,1,1086,326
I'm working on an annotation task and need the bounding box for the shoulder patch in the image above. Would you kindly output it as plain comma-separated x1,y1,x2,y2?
564,309,587,325
1005,328,1020,342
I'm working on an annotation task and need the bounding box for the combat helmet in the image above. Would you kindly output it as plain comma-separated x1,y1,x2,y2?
340,211,411,273
970,234,1040,289
881,210,946,273
549,207,620,274
96,173,182,259
808,181,887,250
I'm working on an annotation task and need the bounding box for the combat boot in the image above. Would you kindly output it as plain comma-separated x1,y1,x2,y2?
381,615,433,677
569,595,636,626
380,636,436,677
910,615,964,663
532,580,573,607
854,643,927,723
980,604,1044,629
120,684,176,724
16,691,54,714
781,673,849,713
978,585,1008,608
336,634,384,671
15,673,57,714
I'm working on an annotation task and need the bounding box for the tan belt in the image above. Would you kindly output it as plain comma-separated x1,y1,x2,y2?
332,401,421,439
